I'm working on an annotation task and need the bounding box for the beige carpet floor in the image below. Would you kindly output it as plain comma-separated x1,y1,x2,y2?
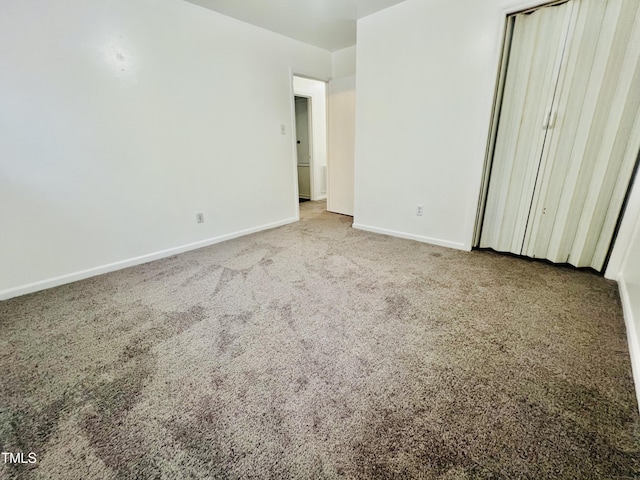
1,200,639,479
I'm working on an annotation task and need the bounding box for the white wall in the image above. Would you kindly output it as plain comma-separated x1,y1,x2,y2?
353,0,526,249
620,180,640,286
616,175,640,411
293,76,327,200
332,46,357,79
0,0,331,299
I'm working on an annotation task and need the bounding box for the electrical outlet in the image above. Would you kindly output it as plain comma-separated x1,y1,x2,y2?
416,204,423,216
196,212,204,224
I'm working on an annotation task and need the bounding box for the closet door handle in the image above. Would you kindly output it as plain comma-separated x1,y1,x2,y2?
543,109,558,129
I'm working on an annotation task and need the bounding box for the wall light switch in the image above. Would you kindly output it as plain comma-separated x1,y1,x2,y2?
280,124,286,135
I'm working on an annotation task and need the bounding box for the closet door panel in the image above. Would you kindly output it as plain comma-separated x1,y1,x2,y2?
521,0,603,260
582,12,640,270
480,2,574,253
523,0,640,269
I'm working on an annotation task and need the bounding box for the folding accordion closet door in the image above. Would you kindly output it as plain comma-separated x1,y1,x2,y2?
480,0,640,272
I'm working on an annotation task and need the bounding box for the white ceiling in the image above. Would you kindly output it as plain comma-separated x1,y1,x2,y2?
183,0,407,52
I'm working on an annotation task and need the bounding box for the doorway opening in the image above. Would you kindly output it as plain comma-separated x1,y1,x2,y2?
292,75,328,213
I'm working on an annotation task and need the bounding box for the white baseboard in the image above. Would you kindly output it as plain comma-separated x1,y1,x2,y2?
0,217,297,301
618,278,640,414
352,223,467,251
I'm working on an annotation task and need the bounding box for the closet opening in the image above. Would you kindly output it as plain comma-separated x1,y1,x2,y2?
474,0,640,273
